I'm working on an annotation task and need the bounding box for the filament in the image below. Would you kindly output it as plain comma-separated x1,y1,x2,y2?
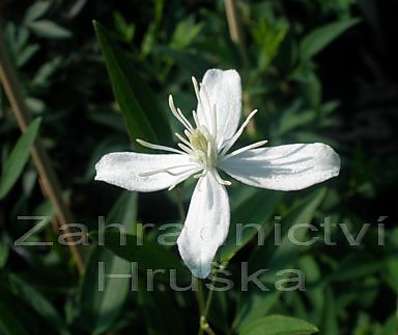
175,132,192,148
169,95,193,131
136,138,186,155
224,139,268,159
221,109,258,155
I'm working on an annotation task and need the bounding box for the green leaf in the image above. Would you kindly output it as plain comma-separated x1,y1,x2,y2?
300,18,359,60
28,20,71,39
235,289,280,332
381,315,398,335
8,274,70,335
17,44,40,67
0,118,41,199
240,315,318,335
321,288,338,335
0,235,9,268
94,21,171,143
90,230,190,281
249,188,327,281
219,189,282,263
138,285,185,335
170,17,203,49
106,191,138,235
322,253,385,283
80,247,131,334
113,12,135,43
386,257,398,294
24,1,51,23
268,188,327,270
79,192,137,334
155,46,209,75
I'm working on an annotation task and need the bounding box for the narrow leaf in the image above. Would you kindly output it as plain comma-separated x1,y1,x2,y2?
300,18,359,59
28,20,71,39
219,189,282,263
8,274,70,335
90,230,190,281
0,118,41,199
79,192,137,334
24,1,51,23
235,289,280,332
80,247,131,334
239,315,318,335
269,188,327,270
94,21,171,143
249,187,327,282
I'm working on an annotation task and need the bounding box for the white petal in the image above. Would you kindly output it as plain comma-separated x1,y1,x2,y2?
220,143,340,191
177,171,230,278
197,69,242,148
95,152,200,192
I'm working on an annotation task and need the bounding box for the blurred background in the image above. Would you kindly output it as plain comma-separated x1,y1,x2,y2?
0,0,397,334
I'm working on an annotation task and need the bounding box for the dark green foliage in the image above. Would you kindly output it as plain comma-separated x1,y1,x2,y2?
1,1,397,334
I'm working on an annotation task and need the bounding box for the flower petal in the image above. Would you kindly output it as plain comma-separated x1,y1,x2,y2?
177,171,230,278
220,143,340,191
197,69,242,148
95,152,200,192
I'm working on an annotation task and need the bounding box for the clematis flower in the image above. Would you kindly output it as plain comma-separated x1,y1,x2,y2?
95,69,340,278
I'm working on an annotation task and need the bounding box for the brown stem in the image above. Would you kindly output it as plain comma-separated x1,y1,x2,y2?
0,31,84,275
224,0,247,65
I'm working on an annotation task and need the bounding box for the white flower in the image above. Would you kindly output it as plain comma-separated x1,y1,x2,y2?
95,69,340,278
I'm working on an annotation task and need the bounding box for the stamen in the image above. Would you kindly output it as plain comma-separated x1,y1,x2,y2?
168,184,177,191
192,76,201,103
192,77,211,127
136,138,186,155
177,107,194,131
192,110,200,128
175,132,192,148
193,170,206,179
215,172,232,186
184,129,191,138
221,109,258,155
169,95,193,131
224,139,268,159
177,143,193,154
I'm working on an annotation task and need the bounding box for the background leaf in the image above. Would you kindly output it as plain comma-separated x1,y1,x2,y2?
90,229,190,282
300,18,360,59
219,189,282,263
0,118,41,199
79,192,137,334
28,20,71,39
94,21,171,144
239,315,318,335
24,1,51,23
8,274,70,335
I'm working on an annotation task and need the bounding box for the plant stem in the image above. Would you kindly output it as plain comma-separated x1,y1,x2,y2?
224,0,248,66
198,270,218,335
195,278,206,318
0,32,85,275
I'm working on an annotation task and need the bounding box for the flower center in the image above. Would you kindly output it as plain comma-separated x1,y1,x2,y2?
188,128,216,169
